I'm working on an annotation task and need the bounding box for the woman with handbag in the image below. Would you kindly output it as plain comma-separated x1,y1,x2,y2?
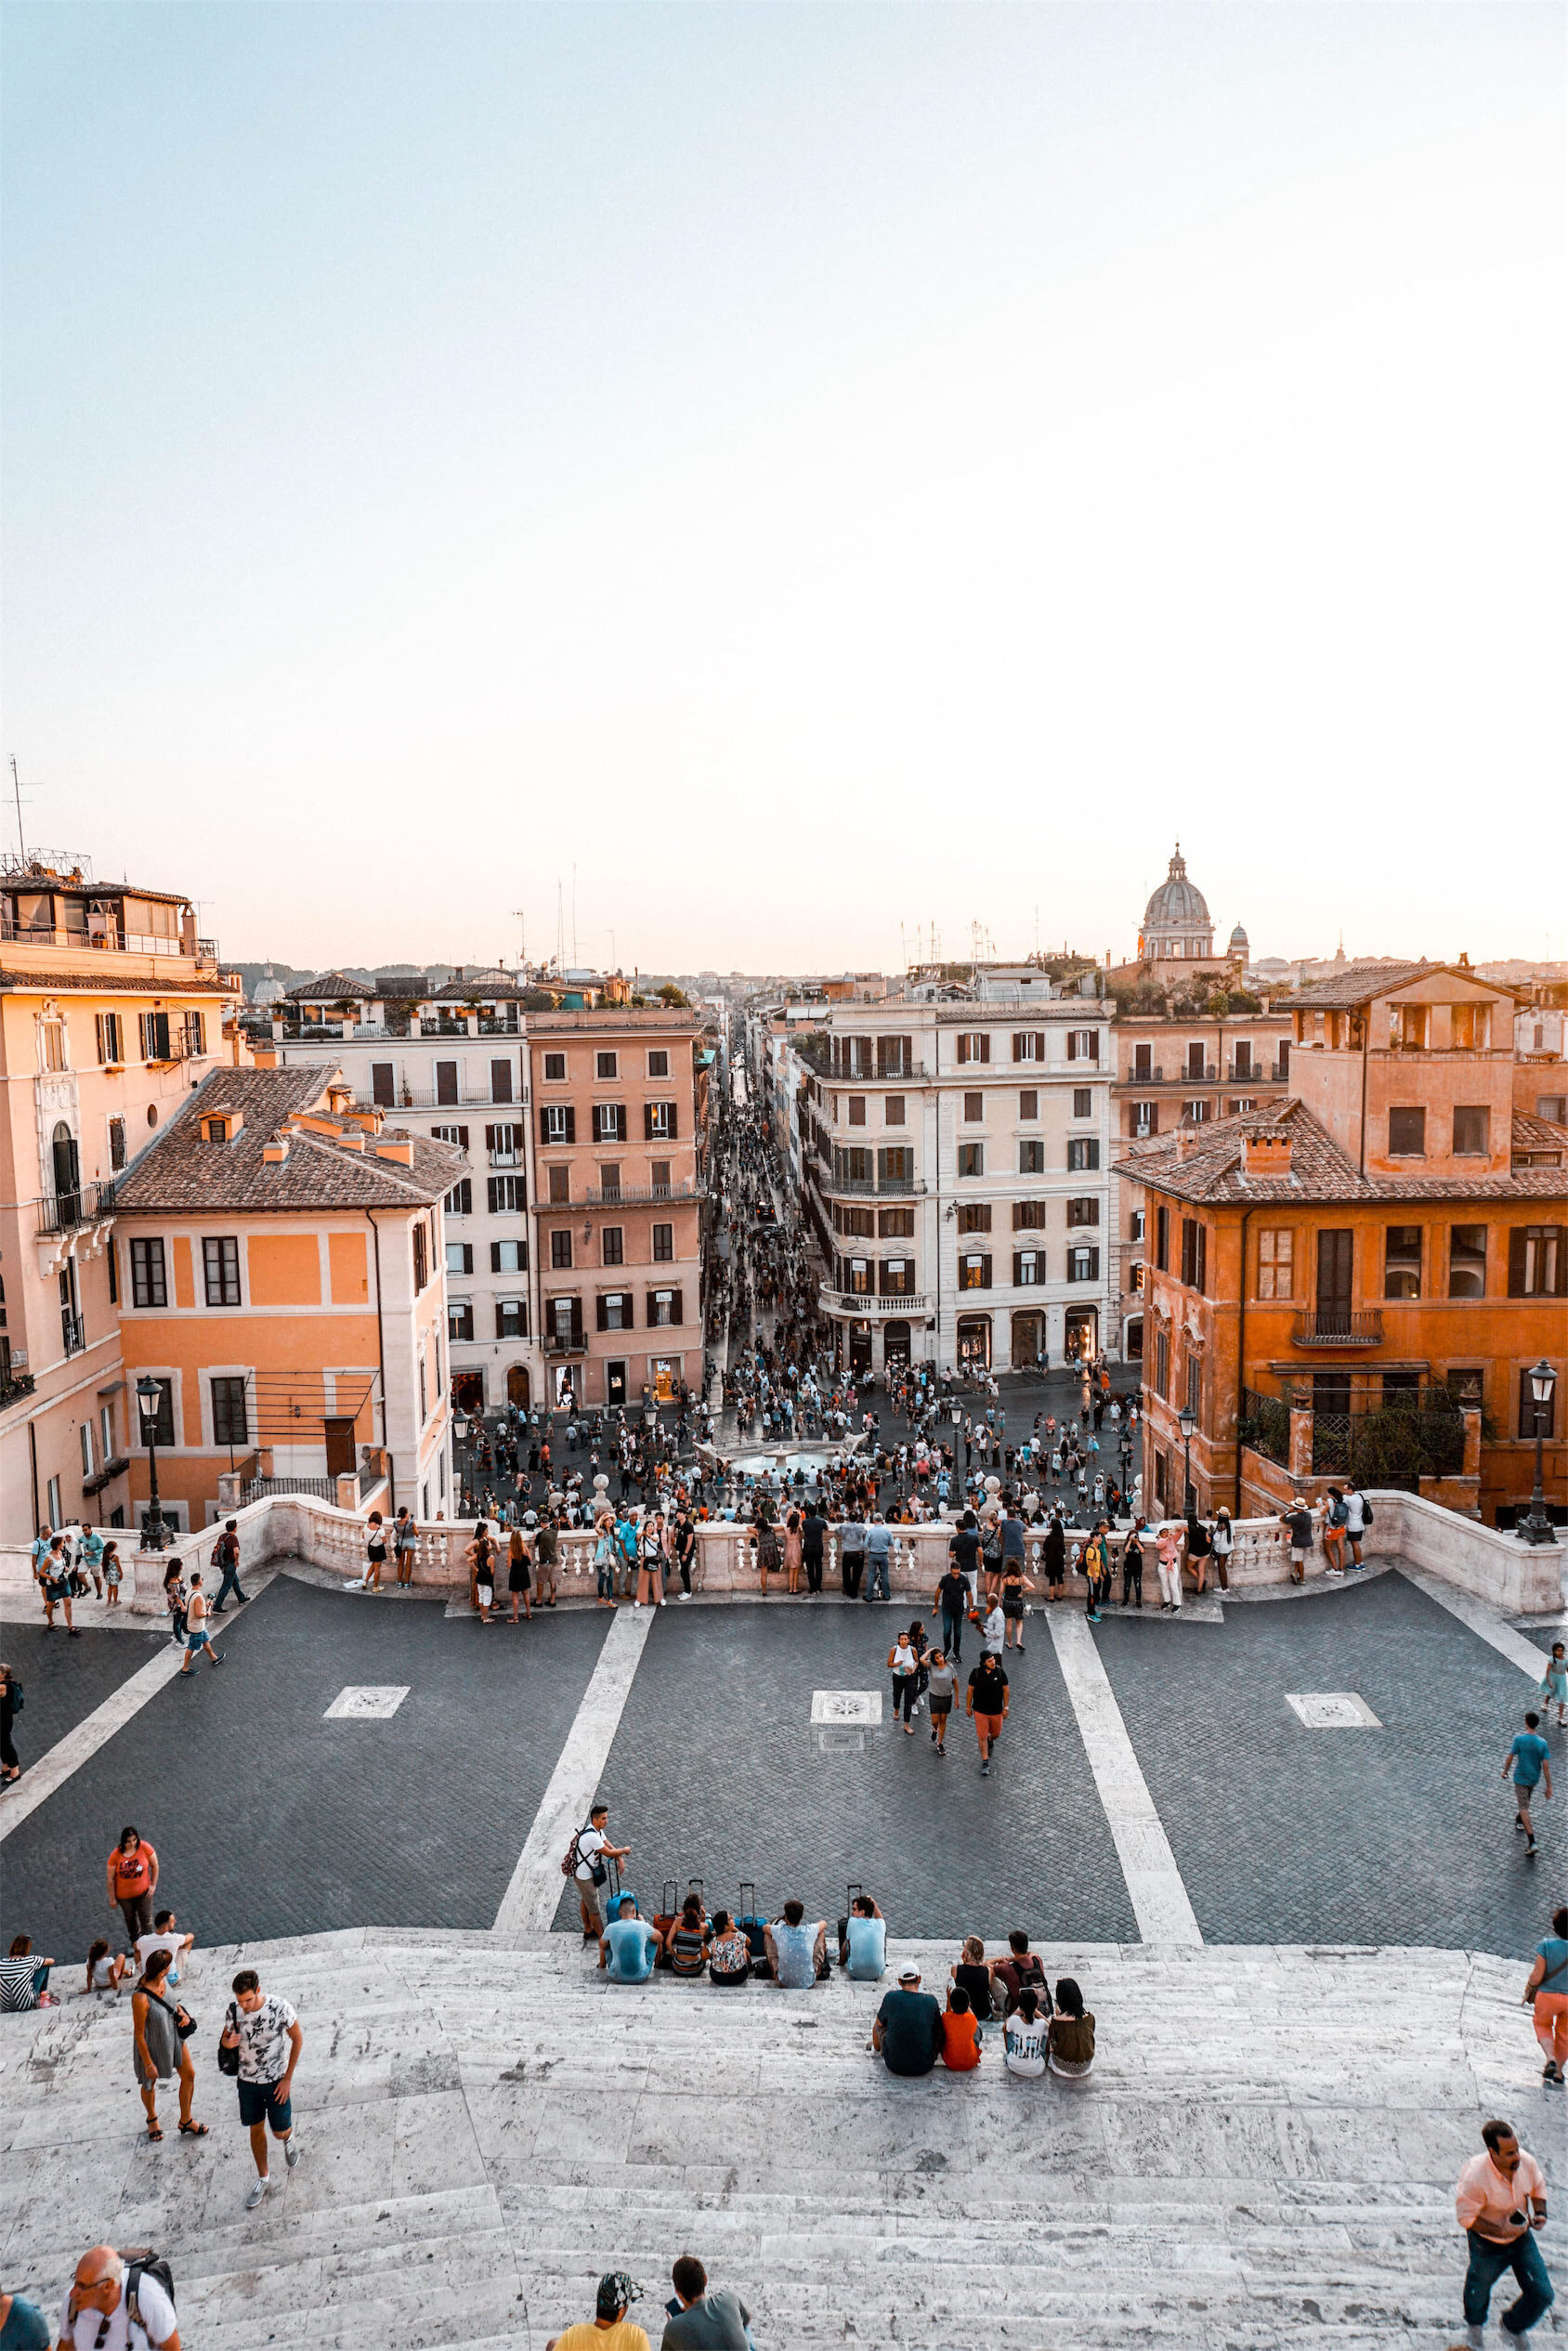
132,1946,204,2140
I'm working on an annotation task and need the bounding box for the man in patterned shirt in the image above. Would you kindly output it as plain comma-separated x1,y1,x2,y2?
220,1967,304,2209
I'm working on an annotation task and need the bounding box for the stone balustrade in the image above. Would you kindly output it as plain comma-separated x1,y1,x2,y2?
3,1484,1561,1619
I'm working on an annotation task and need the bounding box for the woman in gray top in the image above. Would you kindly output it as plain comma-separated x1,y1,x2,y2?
132,1947,203,2140
925,1650,957,1756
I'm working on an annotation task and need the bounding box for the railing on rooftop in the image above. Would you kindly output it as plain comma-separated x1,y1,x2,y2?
37,1181,116,1235
0,913,189,958
540,1184,702,1210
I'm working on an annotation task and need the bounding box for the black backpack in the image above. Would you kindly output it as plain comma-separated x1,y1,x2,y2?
122,2249,176,2339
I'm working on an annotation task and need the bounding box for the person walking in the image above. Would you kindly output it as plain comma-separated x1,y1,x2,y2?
220,1966,304,2209
0,1659,21,1783
925,1649,956,1755
178,1574,224,1674
966,1651,1009,1777
131,1946,202,2142
107,1827,159,1944
1522,1904,1568,2085
55,2250,179,2351
934,1557,970,1666
1505,1711,1553,1858
1454,2117,1553,2344
39,1535,78,1636
1537,1642,1567,1730
1000,1556,1033,1651
888,1630,920,1734
209,1519,248,1613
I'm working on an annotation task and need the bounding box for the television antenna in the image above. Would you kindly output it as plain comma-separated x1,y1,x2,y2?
510,908,527,969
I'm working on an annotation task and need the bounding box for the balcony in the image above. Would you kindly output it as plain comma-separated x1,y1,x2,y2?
818,1283,932,1320
0,1366,36,1410
543,1335,589,1358
37,1181,116,1235
533,1184,703,1212
1291,1310,1384,1348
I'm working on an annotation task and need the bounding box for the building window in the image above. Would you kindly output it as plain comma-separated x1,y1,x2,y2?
488,1175,525,1214
1180,1218,1207,1293
645,1101,677,1141
109,1116,126,1171
602,1226,624,1266
652,1222,673,1262
412,1221,430,1291
1232,1042,1254,1079
139,1378,176,1446
956,1033,990,1064
1452,1104,1489,1156
1183,1100,1210,1125
1072,1088,1092,1118
1446,1366,1483,1409
1448,1224,1486,1299
446,1241,473,1276
138,1012,170,1062
1018,1139,1045,1174
431,1123,469,1147
963,1091,984,1122
183,1011,205,1059
1066,1030,1099,1063
1520,1368,1557,1440
445,1179,472,1217
957,1143,984,1178
80,1419,95,1477
491,1238,527,1273
1130,1101,1158,1137
592,1104,627,1143
496,1300,527,1339
1065,1196,1099,1227
1451,1003,1490,1050
1509,1225,1566,1298
1011,1200,1043,1231
958,1203,992,1234
1067,1246,1100,1282
550,1230,573,1270
598,1291,633,1331
1185,1354,1202,1416
543,1051,567,1081
960,1253,992,1290
879,1206,915,1238
647,1287,682,1326
879,1259,914,1297
436,1060,460,1106
848,1096,867,1126
1155,1328,1170,1400
1384,1225,1422,1300
1388,1106,1426,1156
1155,1205,1169,1271
1257,1228,1293,1300
1011,1031,1041,1063
95,1012,124,1065
1130,1208,1146,1245
448,1299,474,1342
882,1095,905,1127
647,1050,669,1078
490,1059,514,1104
548,1165,570,1204
1013,1249,1042,1287
650,1159,672,1194
1066,1137,1100,1172
542,1104,574,1144
203,1236,241,1307
211,1377,249,1449
488,1121,522,1163
596,1051,619,1080
130,1237,167,1309
371,1062,396,1106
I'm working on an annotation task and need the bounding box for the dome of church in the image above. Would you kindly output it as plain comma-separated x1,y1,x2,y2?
1228,922,1248,954
1142,843,1210,933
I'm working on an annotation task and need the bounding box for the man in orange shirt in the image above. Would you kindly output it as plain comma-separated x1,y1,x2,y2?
1454,2117,1552,2344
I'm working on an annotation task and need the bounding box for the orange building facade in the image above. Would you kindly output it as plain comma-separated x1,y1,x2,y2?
110,1065,464,1533
1122,962,1566,1528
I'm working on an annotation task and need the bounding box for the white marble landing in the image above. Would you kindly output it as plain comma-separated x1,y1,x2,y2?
1,1936,1558,2349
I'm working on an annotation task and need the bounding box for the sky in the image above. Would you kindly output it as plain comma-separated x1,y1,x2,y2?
3,3,1562,976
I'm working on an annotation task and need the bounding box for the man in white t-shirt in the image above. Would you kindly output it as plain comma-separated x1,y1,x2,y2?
58,2244,179,2349
135,1910,195,1988
572,1803,629,1941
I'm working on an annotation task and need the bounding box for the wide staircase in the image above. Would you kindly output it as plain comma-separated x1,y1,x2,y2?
3,1933,1558,2347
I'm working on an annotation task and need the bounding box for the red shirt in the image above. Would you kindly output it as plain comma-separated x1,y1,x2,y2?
109,1841,156,1900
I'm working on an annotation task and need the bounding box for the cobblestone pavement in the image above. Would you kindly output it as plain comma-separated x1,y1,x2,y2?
0,1614,166,1770
550,1598,1139,1944
0,1578,610,1959
1099,1570,1560,1958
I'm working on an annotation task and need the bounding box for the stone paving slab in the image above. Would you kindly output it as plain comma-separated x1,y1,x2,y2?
0,1615,168,1775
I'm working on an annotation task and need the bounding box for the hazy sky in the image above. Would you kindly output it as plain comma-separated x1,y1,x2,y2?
3,4,1562,974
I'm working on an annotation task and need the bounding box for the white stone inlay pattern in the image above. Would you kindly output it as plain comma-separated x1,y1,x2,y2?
325,1685,410,1719
811,1689,882,1724
1286,1691,1381,1729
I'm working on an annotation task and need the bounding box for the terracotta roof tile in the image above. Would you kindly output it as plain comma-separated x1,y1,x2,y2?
0,967,235,997
1116,1098,1568,1208
1287,960,1518,1011
111,1066,468,1213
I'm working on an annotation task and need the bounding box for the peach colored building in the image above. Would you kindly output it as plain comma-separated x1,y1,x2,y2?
1122,962,1566,1529
0,856,242,1540
528,1009,706,1408
110,1065,464,1533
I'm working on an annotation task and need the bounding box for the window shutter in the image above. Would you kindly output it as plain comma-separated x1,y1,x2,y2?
1089,1031,1100,1062
1090,1247,1101,1279
1196,1226,1207,1295
1012,1033,1024,1064
667,1104,678,1139
596,1295,609,1332
1066,1031,1077,1061
957,1035,970,1064
671,1287,683,1325
646,1287,659,1326
565,1107,576,1143
616,1105,628,1142
485,1125,496,1150
1035,1032,1046,1061
95,1012,106,1062
490,1242,502,1273
1508,1229,1527,1296
1013,1251,1024,1287
981,1254,993,1287
644,1104,655,1140
570,1298,584,1344
540,1108,549,1144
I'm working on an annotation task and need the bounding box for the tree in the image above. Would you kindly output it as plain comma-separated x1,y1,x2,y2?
657,983,689,1008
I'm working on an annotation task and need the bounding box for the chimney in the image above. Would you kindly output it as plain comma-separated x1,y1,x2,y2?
337,1129,365,1153
374,1137,414,1166
1243,1130,1293,1177
262,1131,291,1165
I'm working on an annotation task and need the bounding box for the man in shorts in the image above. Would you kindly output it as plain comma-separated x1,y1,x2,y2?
966,1652,1009,1778
178,1573,224,1674
1280,1495,1314,1586
220,1967,303,2209
1505,1710,1553,1858
532,1511,558,1607
573,1802,629,1940
40,1533,79,1636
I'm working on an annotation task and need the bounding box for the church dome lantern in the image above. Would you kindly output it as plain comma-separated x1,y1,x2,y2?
1139,842,1216,964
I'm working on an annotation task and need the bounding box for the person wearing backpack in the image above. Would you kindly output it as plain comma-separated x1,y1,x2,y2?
58,2245,180,2349
1343,1487,1369,1569
566,1803,629,1942
209,1520,248,1613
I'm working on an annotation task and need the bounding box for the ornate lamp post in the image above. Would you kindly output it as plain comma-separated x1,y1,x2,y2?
1519,1358,1559,1547
1177,1403,1197,1515
136,1373,167,1553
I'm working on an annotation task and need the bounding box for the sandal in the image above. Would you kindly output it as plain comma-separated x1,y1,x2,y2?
178,2119,209,2136
146,2124,163,2141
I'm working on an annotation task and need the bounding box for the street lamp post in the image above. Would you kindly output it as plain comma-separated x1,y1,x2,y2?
1177,1403,1197,1516
1519,1359,1559,1547
136,1373,167,1553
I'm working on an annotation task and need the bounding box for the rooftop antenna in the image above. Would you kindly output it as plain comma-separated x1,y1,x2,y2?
510,908,527,970
571,864,578,970
9,754,33,862
556,880,565,976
